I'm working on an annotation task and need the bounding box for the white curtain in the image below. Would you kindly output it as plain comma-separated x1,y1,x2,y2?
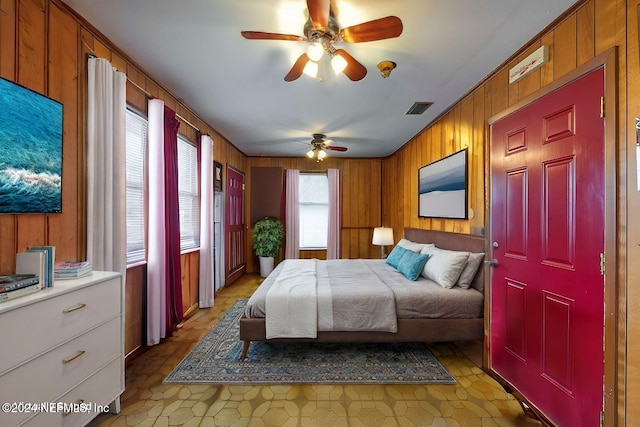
285,169,300,259
86,57,127,281
199,134,215,308
146,99,167,345
327,168,341,259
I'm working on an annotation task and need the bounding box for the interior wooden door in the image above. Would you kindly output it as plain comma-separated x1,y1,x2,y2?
225,166,246,284
489,67,605,427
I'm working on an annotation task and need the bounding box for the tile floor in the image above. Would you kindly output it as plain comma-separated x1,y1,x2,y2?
88,274,542,427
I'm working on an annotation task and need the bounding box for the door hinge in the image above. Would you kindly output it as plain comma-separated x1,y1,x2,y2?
600,410,604,427
600,96,605,118
242,183,245,190
600,252,605,276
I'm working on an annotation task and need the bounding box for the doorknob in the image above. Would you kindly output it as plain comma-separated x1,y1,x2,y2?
485,259,499,266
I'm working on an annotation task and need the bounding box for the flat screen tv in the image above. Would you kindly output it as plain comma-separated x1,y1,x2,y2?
0,77,63,214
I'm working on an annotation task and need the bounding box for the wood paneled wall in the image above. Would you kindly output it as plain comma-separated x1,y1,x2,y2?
0,0,247,357
383,0,614,240
246,157,382,273
382,0,635,424
1,0,638,423
625,2,640,426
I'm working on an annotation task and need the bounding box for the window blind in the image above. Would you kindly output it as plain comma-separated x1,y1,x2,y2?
299,173,328,249
177,135,200,251
125,109,147,264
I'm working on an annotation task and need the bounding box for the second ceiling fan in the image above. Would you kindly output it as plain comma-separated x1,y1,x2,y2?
241,0,403,82
306,133,347,161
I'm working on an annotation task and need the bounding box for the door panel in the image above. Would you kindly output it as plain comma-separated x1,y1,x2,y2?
505,279,527,360
541,291,573,392
505,167,528,258
542,157,575,267
490,67,604,427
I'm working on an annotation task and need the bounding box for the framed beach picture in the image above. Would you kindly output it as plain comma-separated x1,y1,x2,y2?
418,149,468,219
0,77,63,214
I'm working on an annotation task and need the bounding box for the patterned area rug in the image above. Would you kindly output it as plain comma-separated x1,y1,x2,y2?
164,299,456,385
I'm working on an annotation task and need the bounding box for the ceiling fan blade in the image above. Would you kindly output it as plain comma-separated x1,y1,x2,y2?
323,144,347,152
241,31,305,41
284,54,310,82
307,0,330,29
334,49,367,81
340,16,403,43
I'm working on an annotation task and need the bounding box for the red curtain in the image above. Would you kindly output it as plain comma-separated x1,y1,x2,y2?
163,106,183,334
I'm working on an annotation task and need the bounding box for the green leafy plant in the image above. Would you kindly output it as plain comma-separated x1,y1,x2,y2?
252,217,284,258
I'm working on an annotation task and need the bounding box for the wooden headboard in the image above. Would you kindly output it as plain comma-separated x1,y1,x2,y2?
404,228,487,292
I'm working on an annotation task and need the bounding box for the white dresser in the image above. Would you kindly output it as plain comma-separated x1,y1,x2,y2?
0,271,124,427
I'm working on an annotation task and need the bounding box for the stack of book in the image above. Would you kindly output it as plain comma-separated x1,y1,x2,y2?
54,261,92,279
15,245,55,289
0,274,42,302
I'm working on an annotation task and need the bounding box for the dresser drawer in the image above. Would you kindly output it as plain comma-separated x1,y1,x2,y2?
0,317,121,427
19,357,123,427
0,277,120,374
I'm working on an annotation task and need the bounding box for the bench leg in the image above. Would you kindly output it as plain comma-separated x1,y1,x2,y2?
240,341,251,361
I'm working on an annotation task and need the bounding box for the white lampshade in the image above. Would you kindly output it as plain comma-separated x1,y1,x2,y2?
331,53,348,75
372,227,394,246
307,43,324,62
303,61,318,78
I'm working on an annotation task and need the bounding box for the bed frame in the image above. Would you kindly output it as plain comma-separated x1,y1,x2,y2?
239,228,486,360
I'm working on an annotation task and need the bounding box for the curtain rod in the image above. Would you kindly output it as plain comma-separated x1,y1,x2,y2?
87,54,202,133
126,77,201,132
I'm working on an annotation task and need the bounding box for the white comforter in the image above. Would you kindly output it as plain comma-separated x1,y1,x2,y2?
264,259,398,339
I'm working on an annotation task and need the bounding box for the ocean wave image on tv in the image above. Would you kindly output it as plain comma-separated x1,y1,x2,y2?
0,78,62,214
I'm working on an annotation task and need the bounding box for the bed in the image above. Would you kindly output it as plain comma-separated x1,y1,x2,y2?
239,228,486,360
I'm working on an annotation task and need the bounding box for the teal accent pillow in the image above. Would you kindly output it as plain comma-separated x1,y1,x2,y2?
385,245,407,269
397,250,430,281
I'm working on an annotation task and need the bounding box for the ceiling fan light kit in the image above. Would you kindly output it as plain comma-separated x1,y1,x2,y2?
241,0,403,83
306,147,327,162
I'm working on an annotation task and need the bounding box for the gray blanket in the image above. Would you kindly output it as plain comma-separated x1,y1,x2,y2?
250,259,398,336
316,259,397,332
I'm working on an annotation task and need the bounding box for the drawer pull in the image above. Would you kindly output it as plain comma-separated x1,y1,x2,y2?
63,350,86,364
63,303,87,313
62,399,85,417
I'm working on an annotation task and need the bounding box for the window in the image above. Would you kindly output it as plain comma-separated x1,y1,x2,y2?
177,135,199,251
125,108,147,265
299,173,328,248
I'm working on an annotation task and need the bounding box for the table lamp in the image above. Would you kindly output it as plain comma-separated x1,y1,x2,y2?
372,227,394,259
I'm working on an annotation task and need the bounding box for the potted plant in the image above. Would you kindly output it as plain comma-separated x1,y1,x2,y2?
252,217,284,277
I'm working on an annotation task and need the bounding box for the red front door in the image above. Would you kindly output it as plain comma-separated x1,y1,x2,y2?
226,166,246,284
490,67,605,426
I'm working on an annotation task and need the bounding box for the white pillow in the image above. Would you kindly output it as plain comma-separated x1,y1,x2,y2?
397,238,434,253
456,252,485,289
420,246,470,289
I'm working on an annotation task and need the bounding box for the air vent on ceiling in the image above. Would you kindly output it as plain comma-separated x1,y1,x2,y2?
405,102,433,115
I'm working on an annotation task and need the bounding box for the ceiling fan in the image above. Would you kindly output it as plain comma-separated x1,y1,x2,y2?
241,0,403,82
306,133,347,161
